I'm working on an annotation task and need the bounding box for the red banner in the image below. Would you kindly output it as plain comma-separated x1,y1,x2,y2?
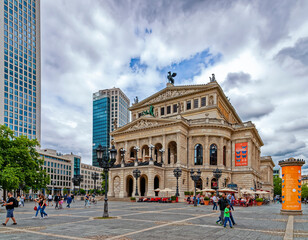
235,142,248,166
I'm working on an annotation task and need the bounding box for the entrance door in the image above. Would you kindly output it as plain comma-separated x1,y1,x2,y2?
126,177,133,197
140,177,146,196
154,176,159,196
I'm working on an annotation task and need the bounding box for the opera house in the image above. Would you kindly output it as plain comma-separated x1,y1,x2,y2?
108,76,274,198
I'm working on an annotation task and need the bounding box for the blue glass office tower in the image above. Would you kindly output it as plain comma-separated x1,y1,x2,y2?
1,0,41,141
92,88,130,167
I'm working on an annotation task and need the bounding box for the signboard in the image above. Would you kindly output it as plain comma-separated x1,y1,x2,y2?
281,166,302,211
235,142,248,166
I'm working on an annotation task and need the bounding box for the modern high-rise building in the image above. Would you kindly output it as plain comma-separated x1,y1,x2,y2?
92,87,130,167
0,0,41,141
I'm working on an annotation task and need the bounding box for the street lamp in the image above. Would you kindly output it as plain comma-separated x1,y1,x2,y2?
134,146,140,164
91,172,99,193
159,148,165,163
133,168,141,196
51,180,56,195
96,144,117,218
149,144,154,161
190,169,201,207
213,168,222,196
173,167,182,197
120,148,126,164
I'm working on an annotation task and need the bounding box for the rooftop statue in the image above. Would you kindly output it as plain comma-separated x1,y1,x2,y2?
167,71,177,84
134,96,139,104
209,73,216,82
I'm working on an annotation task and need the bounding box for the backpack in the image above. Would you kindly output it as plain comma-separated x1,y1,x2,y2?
13,198,19,208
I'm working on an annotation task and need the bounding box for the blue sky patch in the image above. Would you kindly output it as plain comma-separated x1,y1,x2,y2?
158,49,222,85
129,57,148,72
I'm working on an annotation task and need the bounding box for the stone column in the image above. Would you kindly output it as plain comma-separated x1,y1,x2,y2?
148,167,154,197
163,134,166,164
137,139,140,161
204,136,209,167
119,169,125,198
108,171,114,197
279,158,305,215
124,141,128,163
218,137,224,167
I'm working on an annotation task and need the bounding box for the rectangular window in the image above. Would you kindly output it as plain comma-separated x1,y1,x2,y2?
173,104,177,113
201,97,206,107
186,101,191,110
194,99,198,108
167,106,171,114
160,107,165,116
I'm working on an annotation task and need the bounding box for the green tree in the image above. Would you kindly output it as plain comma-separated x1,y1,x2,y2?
0,125,50,199
302,184,308,199
274,177,282,196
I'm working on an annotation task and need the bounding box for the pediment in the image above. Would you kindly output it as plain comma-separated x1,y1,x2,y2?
112,116,178,134
130,83,217,110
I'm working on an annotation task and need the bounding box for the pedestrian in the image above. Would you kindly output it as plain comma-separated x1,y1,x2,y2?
2,192,17,226
230,193,235,211
212,193,218,211
40,195,48,219
47,193,53,206
54,193,60,209
66,195,72,208
32,195,42,218
21,194,25,207
71,194,75,203
216,193,228,225
223,203,233,228
84,194,90,208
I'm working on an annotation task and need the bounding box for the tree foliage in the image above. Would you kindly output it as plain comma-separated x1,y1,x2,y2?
274,177,282,196
302,184,308,199
0,125,49,198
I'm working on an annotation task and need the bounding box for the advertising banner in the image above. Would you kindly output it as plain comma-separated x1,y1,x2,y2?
235,142,248,166
281,166,302,211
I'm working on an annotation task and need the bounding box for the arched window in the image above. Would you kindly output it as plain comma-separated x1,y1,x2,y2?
194,144,203,165
223,146,226,166
210,144,217,165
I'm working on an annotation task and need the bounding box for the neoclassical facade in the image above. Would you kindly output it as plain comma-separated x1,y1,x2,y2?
108,80,274,198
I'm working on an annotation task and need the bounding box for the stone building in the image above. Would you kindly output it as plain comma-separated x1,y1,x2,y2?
108,80,274,198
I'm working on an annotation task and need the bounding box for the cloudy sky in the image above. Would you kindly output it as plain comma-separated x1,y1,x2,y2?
41,0,308,173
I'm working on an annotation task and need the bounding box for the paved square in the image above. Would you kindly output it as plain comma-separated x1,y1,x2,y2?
0,201,307,239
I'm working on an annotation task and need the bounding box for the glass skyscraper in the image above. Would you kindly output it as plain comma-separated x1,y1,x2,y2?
92,88,130,167
1,0,41,141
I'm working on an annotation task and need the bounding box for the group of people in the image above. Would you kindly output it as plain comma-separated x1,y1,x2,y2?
84,193,96,207
216,193,236,228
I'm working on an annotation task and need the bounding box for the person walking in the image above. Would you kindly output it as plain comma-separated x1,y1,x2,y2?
40,196,48,219
71,194,75,203
216,193,228,225
20,194,25,207
66,195,72,208
47,194,53,206
84,194,90,208
54,193,60,210
2,192,17,226
223,203,233,228
212,194,218,211
32,195,42,218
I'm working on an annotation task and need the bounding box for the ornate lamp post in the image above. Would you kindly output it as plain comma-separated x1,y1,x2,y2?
159,148,165,163
173,167,182,197
149,144,154,161
120,148,126,164
133,168,141,196
190,169,201,207
96,144,117,218
51,180,56,195
91,172,99,193
213,168,222,196
134,146,140,164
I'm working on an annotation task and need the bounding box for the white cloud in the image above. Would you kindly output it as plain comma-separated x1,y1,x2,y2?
40,0,308,171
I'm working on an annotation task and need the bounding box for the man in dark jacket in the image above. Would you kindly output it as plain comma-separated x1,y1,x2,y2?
216,193,228,225
54,193,60,209
2,192,17,226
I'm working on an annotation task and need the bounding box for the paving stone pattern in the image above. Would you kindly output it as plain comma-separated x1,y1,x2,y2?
0,201,307,240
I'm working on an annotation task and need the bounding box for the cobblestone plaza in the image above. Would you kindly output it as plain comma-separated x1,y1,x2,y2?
0,201,307,239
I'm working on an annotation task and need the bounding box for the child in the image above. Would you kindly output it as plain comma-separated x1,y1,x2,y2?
224,203,233,228
59,199,63,209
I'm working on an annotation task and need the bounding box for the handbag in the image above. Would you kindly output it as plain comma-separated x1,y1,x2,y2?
34,206,37,211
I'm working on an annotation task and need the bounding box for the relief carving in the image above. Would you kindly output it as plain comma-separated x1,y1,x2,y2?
147,90,197,105
128,120,159,130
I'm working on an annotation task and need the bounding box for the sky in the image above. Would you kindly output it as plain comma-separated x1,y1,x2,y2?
41,0,308,174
